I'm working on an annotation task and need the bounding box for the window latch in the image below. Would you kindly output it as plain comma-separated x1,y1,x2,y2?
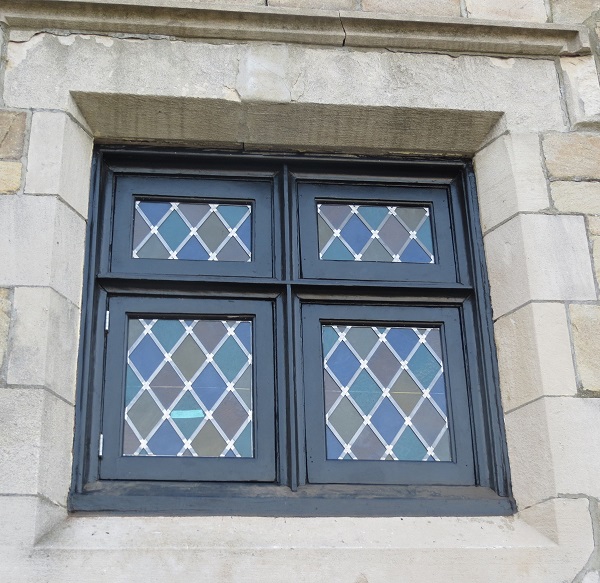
99,434,104,458
105,310,110,332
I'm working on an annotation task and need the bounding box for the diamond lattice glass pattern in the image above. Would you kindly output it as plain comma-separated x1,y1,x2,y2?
133,200,252,261
322,324,450,461
124,318,253,457
318,203,434,263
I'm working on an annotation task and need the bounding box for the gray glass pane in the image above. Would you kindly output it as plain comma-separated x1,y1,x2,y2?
322,324,450,461
124,318,253,458
318,203,434,264
133,200,252,262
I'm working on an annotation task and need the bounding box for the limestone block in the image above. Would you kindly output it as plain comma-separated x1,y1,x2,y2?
495,303,577,412
0,160,22,193
0,386,74,505
560,56,600,126
0,110,27,159
593,235,600,284
474,133,549,233
543,132,600,180
504,398,556,507
0,388,43,495
4,33,566,145
465,0,548,22
544,396,600,497
7,287,80,403
0,289,10,375
361,0,460,17
269,0,355,8
551,0,600,23
0,196,86,306
570,304,600,393
25,111,93,218
583,572,600,583
0,496,65,549
484,214,596,318
589,215,600,235
551,180,600,214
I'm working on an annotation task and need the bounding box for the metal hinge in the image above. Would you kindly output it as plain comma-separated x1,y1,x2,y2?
98,434,104,458
105,310,110,332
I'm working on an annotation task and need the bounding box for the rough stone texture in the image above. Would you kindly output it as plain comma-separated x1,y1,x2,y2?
474,133,550,233
494,303,577,412
0,387,74,505
0,289,10,376
361,0,460,17
0,110,27,159
4,34,566,148
582,571,600,583
466,0,548,22
545,397,600,497
7,287,80,403
25,111,93,217
0,196,86,306
0,160,22,193
570,304,600,393
552,180,600,214
484,214,597,318
0,496,65,548
543,132,600,180
594,236,600,285
560,56,600,126
589,215,600,235
551,0,600,23
0,501,591,583
269,0,354,8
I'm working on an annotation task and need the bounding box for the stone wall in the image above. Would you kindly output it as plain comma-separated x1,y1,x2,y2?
0,0,599,581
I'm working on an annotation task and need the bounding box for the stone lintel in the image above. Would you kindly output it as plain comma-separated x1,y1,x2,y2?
0,0,591,57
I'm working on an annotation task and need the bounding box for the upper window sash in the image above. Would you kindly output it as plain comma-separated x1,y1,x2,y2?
104,175,277,279
295,177,469,285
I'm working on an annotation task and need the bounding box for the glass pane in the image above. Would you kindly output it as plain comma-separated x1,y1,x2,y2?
318,203,434,263
124,318,253,458
133,200,252,261
322,324,450,461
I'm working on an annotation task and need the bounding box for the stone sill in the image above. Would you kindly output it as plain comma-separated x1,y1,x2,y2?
0,0,591,57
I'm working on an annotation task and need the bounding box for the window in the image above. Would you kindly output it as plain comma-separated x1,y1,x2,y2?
71,150,513,516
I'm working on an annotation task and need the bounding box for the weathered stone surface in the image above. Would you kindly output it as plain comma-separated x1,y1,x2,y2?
4,34,566,143
589,215,600,235
543,132,600,180
0,160,22,193
25,111,93,217
570,304,600,393
0,195,86,306
495,302,577,412
484,214,596,317
466,0,548,22
593,236,600,285
475,133,549,233
0,110,27,159
269,0,354,9
7,287,80,403
551,0,600,23
361,0,460,17
560,56,600,125
9,505,591,583
0,289,10,376
0,386,74,504
552,180,600,214
582,571,600,583
545,397,600,497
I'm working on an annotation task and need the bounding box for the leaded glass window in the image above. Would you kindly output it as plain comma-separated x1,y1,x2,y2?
72,151,512,516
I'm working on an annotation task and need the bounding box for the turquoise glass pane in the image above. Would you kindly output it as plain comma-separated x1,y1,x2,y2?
317,203,434,263
322,324,450,461
133,200,252,262
124,317,253,458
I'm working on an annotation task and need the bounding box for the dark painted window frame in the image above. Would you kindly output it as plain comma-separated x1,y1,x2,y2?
70,148,514,517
